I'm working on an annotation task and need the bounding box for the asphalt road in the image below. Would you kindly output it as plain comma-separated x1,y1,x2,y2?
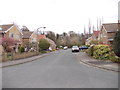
2,49,118,88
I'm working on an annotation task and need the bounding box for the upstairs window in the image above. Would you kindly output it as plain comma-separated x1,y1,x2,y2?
10,33,14,38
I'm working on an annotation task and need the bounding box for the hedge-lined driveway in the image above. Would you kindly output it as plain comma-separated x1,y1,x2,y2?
2,49,118,88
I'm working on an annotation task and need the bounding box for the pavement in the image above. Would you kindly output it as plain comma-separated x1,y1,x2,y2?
77,51,119,72
1,50,119,72
0,53,49,68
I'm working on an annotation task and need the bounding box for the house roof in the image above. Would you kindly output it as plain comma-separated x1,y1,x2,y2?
93,31,100,37
102,23,119,32
22,31,33,39
0,24,23,35
0,24,14,31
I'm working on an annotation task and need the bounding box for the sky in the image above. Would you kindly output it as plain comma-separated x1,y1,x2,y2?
0,0,119,34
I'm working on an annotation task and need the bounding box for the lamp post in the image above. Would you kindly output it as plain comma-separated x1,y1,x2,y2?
36,27,46,54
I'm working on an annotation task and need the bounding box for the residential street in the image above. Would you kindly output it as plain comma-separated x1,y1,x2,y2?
2,49,118,88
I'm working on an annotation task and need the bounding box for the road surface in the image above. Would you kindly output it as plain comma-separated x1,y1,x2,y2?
2,49,118,88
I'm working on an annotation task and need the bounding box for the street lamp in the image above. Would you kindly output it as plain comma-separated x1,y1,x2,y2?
36,27,46,54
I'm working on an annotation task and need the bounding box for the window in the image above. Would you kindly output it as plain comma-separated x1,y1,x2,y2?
10,33,14,38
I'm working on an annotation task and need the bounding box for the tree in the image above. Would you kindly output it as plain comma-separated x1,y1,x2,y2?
113,30,120,57
46,31,56,43
1,37,19,52
38,39,50,51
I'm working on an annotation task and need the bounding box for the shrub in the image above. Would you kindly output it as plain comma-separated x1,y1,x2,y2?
88,45,94,56
2,37,19,52
39,39,50,51
19,47,25,53
93,45,110,60
113,30,120,57
109,50,120,63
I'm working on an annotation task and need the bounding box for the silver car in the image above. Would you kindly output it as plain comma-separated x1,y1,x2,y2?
72,46,79,52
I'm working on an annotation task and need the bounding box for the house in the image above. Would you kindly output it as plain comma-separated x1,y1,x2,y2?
98,23,119,45
21,26,38,50
21,28,33,47
0,24,22,42
91,31,100,41
0,24,23,52
85,36,92,45
38,35,56,50
29,32,38,44
85,31,99,45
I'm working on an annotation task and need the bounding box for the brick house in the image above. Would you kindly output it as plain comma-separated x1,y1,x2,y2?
0,24,22,42
85,36,92,45
0,24,23,52
91,31,100,41
98,23,119,45
85,31,99,45
22,30,33,47
21,26,38,50
29,32,38,44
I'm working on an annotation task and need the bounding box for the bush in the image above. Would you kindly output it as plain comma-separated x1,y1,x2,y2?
109,55,120,63
109,50,120,63
93,45,110,59
87,44,120,62
39,39,50,51
88,45,94,56
19,47,25,53
113,30,120,57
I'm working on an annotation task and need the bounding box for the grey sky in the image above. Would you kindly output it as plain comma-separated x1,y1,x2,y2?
0,0,119,34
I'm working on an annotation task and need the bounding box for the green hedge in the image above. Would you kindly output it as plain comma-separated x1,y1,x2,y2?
93,45,110,59
88,45,120,62
88,45,94,56
39,39,50,51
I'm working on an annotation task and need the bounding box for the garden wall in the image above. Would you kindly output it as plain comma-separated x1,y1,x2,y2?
2,52,38,62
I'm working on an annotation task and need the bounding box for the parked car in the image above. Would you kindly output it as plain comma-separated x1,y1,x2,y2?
79,46,88,50
49,47,52,52
63,46,68,50
72,46,79,52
